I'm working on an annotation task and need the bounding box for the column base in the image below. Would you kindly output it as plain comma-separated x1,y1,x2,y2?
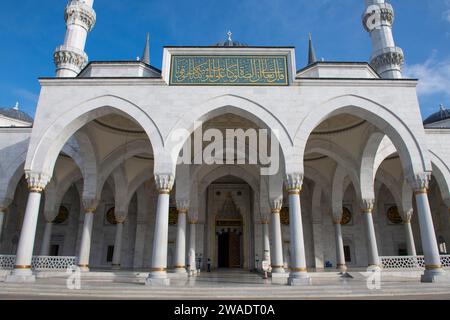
271,266,285,273
173,266,187,274
270,271,288,285
367,265,382,272
5,268,35,283
78,264,90,272
421,268,450,283
337,264,347,272
288,272,312,286
111,264,121,270
146,271,170,286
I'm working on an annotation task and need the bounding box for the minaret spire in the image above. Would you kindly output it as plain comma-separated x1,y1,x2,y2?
308,33,317,65
142,33,150,65
362,0,404,79
54,0,96,77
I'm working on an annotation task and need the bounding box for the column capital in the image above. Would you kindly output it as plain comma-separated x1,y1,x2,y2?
25,172,51,193
82,198,99,213
114,210,127,223
176,199,190,213
155,174,174,194
285,173,303,193
360,198,375,213
407,172,431,193
261,219,269,225
44,210,58,223
270,198,283,214
401,208,413,224
332,208,343,224
0,197,13,210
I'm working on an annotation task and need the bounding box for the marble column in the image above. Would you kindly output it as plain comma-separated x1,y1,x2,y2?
262,218,271,266
77,199,98,271
270,198,284,274
333,214,347,272
6,173,49,283
361,199,381,270
286,173,311,286
410,174,447,283
112,220,124,269
146,174,174,286
401,209,417,256
40,221,53,256
188,218,197,275
174,200,189,275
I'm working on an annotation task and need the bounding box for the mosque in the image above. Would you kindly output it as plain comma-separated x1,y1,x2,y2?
0,0,449,287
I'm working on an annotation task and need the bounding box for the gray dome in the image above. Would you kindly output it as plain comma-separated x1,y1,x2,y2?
423,105,450,125
0,106,33,124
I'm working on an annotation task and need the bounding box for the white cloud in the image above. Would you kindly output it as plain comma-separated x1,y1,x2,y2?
403,55,450,98
446,10,450,23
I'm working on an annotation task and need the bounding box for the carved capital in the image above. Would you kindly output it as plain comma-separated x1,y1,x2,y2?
401,209,413,224
270,197,283,214
370,47,404,71
54,45,88,73
0,197,13,210
332,208,343,224
26,172,51,193
285,173,303,193
407,173,430,193
82,198,99,213
154,174,174,194
65,0,96,32
176,200,190,213
360,199,375,213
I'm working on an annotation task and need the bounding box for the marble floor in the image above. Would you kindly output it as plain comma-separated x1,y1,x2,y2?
1,269,450,299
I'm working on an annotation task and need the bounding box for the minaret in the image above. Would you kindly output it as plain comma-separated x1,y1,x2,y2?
308,33,317,65
362,0,404,79
54,0,96,77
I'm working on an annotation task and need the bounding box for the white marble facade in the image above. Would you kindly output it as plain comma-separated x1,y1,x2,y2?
0,0,450,285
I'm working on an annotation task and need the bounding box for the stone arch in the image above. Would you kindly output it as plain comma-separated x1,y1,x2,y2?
25,95,164,178
293,94,431,179
0,140,29,203
428,151,450,203
165,94,292,166
374,168,402,212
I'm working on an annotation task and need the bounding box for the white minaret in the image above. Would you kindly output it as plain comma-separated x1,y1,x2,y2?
54,0,96,77
362,0,404,79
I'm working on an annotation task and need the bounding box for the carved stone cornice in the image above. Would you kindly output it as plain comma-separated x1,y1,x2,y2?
370,48,404,71
65,0,96,32
154,174,174,194
176,200,190,213
54,45,88,73
26,172,51,193
285,173,303,193
363,2,395,32
360,198,375,213
407,173,431,193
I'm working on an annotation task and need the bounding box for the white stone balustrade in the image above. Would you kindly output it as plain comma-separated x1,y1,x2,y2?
380,255,450,269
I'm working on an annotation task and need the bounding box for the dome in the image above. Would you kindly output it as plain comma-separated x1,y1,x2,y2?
423,105,450,125
214,31,248,47
0,103,33,124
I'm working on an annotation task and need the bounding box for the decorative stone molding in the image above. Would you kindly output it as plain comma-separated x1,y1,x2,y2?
270,198,283,214
176,200,190,213
370,48,404,71
65,0,96,32
360,198,375,213
114,210,127,223
285,173,303,193
332,208,343,224
154,174,175,194
362,2,395,32
44,210,58,223
0,198,12,210
407,172,431,192
25,172,51,193
82,198,99,213
54,45,88,73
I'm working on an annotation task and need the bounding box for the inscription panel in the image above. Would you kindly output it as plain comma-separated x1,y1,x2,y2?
170,55,289,86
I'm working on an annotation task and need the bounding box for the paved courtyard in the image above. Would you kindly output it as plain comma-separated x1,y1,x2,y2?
1,270,450,300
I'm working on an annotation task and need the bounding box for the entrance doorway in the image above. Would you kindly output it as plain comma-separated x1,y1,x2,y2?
218,231,241,268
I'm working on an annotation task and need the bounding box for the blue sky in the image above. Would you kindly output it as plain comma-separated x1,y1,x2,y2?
0,0,449,120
